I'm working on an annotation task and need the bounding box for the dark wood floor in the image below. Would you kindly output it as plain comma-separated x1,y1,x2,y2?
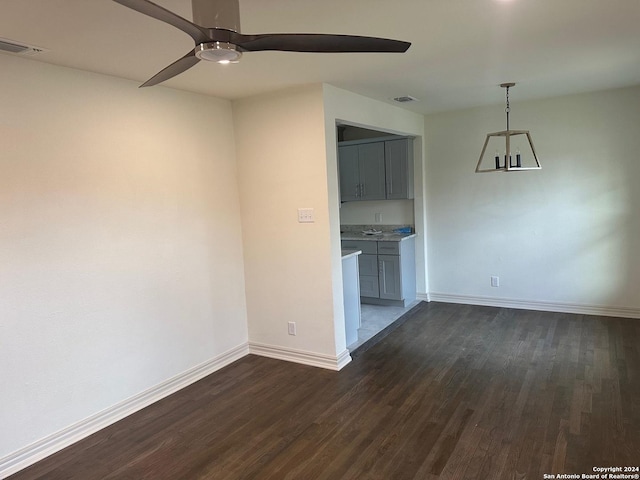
9,302,640,480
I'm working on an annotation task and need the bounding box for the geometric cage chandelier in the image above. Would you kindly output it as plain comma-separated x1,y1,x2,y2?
475,82,541,172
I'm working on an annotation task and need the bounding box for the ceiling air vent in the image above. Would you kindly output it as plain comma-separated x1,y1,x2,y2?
0,37,48,56
393,95,418,103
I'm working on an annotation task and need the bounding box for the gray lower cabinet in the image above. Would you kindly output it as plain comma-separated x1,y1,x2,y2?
341,237,416,306
358,254,380,297
378,255,401,300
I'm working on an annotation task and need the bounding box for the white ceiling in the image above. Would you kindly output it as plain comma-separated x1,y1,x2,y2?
1,0,639,114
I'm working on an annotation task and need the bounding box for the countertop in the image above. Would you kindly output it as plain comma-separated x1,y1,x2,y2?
341,248,362,260
341,232,416,242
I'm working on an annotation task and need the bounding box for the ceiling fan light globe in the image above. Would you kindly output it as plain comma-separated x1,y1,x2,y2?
195,42,242,63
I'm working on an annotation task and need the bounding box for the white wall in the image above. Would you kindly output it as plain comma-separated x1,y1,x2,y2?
233,85,345,363
233,84,428,369
425,85,640,314
0,56,248,463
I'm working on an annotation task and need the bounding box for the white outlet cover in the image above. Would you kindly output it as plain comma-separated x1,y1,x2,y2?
287,321,297,335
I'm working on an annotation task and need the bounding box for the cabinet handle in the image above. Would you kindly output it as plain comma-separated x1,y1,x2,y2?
379,260,386,292
355,184,359,197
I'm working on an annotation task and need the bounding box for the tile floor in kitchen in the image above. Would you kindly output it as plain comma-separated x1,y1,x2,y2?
348,300,421,351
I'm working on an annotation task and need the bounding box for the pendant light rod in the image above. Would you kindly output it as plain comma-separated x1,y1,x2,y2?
501,82,515,130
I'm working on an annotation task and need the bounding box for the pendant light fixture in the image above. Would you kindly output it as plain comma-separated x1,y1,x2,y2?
476,83,541,172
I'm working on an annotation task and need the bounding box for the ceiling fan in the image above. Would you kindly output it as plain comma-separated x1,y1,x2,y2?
113,0,411,87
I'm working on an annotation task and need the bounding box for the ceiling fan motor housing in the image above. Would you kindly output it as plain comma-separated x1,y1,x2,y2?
192,0,240,32
195,41,242,63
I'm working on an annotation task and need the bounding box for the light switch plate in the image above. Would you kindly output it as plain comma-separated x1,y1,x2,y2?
298,208,314,223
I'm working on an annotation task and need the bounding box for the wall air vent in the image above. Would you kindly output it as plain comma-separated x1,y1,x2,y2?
393,95,418,103
0,37,48,56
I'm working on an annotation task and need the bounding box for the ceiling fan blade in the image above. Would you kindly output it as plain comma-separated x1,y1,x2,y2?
140,50,200,87
230,33,411,53
113,0,209,44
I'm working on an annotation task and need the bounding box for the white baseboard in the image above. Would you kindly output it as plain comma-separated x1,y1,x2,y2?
249,342,352,371
0,343,250,480
428,292,640,319
416,292,430,302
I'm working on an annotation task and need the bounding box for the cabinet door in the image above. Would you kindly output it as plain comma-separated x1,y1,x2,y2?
378,255,402,300
385,138,411,200
358,253,378,276
338,145,360,202
358,254,379,298
359,275,380,298
358,142,386,201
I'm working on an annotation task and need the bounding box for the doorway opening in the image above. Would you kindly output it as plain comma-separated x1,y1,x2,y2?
337,123,419,351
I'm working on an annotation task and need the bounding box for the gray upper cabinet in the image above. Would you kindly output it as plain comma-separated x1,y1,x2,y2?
338,145,360,202
338,136,413,203
338,142,385,202
385,138,414,200
358,143,386,200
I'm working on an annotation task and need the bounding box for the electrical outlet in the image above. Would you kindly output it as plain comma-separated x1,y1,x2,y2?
374,213,383,223
491,276,500,287
288,321,297,336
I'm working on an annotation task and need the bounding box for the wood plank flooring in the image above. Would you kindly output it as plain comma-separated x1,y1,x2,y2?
8,302,640,480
